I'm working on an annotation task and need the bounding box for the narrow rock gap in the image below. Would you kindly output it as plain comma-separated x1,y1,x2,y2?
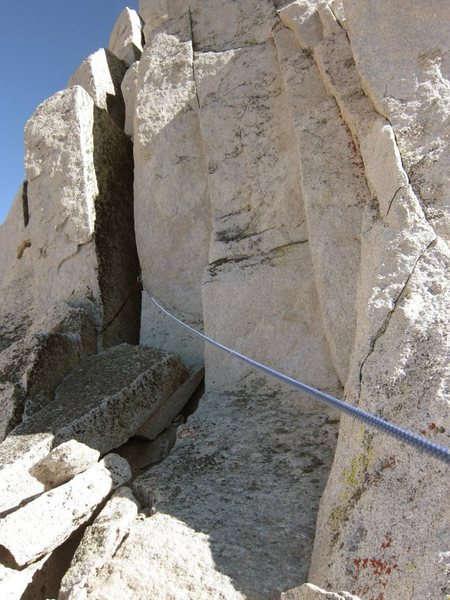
92,106,142,349
22,180,29,227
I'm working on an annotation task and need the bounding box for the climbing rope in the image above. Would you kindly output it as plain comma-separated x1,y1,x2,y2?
143,287,450,466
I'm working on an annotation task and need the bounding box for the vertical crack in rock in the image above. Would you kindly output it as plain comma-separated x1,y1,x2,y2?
92,107,141,348
22,181,29,228
357,236,437,394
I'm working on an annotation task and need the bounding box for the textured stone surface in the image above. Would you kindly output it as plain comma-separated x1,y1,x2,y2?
192,0,277,51
273,25,366,384
343,0,450,239
115,419,182,477
0,433,54,517
0,454,131,568
281,583,360,599
109,8,143,66
138,0,169,37
59,486,139,600
78,513,247,599
121,60,139,137
0,185,33,352
290,3,450,599
0,301,97,439
195,40,340,396
30,440,100,488
68,49,127,128
22,85,140,349
135,14,211,370
0,556,48,600
13,344,188,454
136,366,204,439
129,391,339,598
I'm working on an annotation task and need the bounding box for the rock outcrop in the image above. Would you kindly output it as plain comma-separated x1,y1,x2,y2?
0,1,448,599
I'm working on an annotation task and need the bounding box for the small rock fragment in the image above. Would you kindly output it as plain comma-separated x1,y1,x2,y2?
30,440,100,488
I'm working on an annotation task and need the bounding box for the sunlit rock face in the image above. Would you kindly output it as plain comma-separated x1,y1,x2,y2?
0,1,448,599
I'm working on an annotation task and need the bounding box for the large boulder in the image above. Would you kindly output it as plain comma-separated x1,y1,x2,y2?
16,85,140,349
12,344,188,454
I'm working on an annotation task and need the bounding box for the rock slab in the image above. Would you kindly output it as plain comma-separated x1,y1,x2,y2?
0,454,131,568
136,366,204,440
58,486,139,600
12,344,188,454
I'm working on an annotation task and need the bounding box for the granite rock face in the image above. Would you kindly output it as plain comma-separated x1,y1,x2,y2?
0,83,140,438
121,60,139,137
68,49,127,128
0,1,448,598
130,391,339,598
134,13,211,370
109,7,143,66
12,344,188,454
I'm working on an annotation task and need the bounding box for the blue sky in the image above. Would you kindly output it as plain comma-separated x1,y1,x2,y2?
0,0,138,224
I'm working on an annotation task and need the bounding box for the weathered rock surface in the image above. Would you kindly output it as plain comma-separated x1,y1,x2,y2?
12,344,188,454
0,433,54,517
1,1,448,598
129,391,339,598
281,583,360,599
138,0,169,37
109,7,143,66
0,556,48,600
195,40,340,397
77,512,247,599
22,85,140,350
115,419,182,477
273,24,366,384
0,344,186,516
136,366,204,439
68,49,127,128
30,440,100,488
134,14,211,370
58,486,139,600
272,2,450,599
120,60,139,137
343,0,450,239
0,454,131,568
139,0,278,51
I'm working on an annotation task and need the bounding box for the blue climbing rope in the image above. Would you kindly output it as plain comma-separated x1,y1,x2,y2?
145,290,450,466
